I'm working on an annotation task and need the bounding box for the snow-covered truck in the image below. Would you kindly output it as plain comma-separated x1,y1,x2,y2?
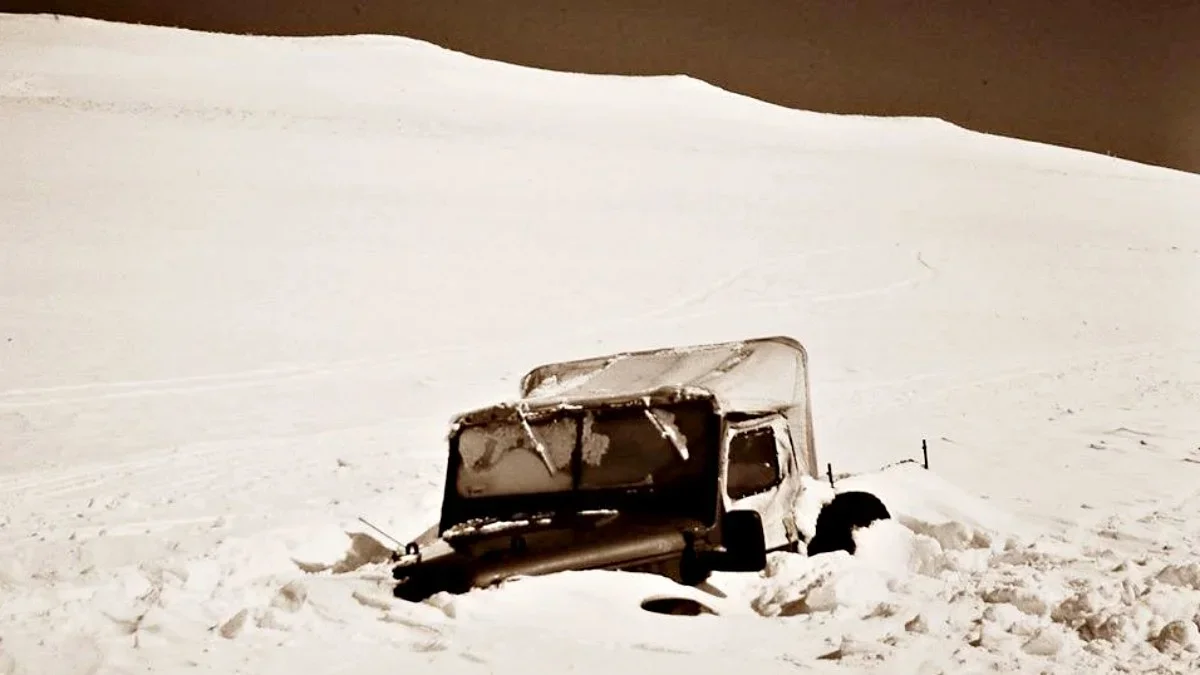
390,335,888,602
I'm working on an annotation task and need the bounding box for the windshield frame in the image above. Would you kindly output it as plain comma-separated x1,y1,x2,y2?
437,395,721,536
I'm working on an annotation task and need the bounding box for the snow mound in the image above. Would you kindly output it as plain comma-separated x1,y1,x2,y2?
751,519,947,617
739,467,1200,671
838,462,1032,546
752,465,1010,616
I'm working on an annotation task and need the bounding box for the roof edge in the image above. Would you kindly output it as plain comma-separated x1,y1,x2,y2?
448,384,718,430
518,334,806,397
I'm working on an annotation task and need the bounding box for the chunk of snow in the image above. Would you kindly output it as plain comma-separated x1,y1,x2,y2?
1155,562,1200,590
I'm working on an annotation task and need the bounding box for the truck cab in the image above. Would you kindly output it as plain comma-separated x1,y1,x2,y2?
390,336,823,601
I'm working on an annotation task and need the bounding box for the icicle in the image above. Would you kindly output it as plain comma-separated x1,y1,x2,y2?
515,403,557,476
644,407,689,460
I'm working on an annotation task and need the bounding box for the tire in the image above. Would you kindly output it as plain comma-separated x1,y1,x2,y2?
805,490,891,557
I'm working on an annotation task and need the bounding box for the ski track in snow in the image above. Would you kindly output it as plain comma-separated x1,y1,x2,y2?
3,13,1200,675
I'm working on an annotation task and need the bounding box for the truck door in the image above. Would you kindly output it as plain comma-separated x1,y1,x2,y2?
723,414,801,552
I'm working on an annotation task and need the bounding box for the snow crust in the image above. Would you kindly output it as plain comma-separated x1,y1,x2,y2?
3,12,1200,675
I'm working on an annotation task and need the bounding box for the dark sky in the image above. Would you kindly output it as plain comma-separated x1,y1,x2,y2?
6,0,1199,174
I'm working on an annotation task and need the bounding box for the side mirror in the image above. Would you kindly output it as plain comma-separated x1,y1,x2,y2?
706,509,767,572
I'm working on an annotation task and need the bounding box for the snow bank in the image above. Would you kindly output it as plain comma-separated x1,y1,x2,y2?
753,464,1016,617
737,464,1200,671
837,462,1033,545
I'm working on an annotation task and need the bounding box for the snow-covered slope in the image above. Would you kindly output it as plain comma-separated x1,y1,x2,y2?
2,13,1199,675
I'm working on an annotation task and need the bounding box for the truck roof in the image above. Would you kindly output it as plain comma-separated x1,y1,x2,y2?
518,335,808,414
447,335,819,479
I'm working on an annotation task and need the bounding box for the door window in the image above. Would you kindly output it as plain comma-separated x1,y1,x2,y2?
726,425,781,499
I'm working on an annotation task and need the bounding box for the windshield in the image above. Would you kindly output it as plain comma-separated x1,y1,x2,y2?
454,403,710,498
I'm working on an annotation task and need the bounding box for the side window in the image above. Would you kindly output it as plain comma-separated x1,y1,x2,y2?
726,426,781,499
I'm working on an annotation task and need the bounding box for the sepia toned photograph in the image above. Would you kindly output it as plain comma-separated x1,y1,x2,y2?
1,1,1198,673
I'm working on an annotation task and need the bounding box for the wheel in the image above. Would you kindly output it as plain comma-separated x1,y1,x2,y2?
805,490,891,556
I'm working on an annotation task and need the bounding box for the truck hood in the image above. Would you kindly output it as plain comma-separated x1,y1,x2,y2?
392,514,699,601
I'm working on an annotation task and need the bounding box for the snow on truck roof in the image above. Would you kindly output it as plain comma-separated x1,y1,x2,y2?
449,336,820,479
516,335,810,414
446,336,810,429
